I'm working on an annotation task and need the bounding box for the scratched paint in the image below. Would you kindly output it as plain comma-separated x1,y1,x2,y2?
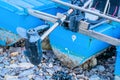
0,28,21,46
52,46,85,68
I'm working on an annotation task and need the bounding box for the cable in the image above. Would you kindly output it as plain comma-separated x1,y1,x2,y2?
112,6,118,17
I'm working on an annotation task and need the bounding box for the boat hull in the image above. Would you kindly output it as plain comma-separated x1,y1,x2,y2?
49,22,120,68
0,0,65,46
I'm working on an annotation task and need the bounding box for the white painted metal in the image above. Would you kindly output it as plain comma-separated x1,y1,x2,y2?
28,9,58,23
79,28,120,46
83,0,92,8
90,20,110,29
41,9,73,40
103,0,109,14
52,0,120,23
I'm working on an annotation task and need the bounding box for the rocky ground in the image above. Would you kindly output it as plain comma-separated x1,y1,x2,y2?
0,46,116,80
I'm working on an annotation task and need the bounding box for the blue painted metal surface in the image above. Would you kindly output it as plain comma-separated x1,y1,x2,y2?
49,22,120,67
0,0,65,46
0,0,120,76
115,46,120,76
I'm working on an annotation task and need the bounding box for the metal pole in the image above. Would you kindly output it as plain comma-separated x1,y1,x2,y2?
79,28,120,46
90,20,110,29
28,9,58,23
103,0,109,14
83,0,92,8
41,9,73,40
52,0,120,23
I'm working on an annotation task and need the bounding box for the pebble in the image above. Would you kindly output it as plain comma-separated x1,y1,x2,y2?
19,77,29,80
114,76,120,80
48,62,53,68
97,65,105,72
18,63,34,69
0,57,4,62
5,75,19,80
6,64,18,68
0,76,3,80
3,52,8,57
3,60,10,65
11,57,17,60
91,68,97,72
28,74,35,79
0,63,4,68
46,68,55,75
77,74,88,79
1,68,10,76
46,75,51,80
10,52,19,57
0,47,116,80
35,76,46,80
53,65,62,71
0,48,3,54
10,60,15,64
18,69,34,77
89,75,101,80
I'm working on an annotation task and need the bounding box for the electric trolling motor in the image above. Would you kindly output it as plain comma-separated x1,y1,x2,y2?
17,8,73,65
24,28,43,65
17,25,49,65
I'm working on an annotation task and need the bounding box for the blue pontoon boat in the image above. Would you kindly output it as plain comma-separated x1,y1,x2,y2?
0,0,120,79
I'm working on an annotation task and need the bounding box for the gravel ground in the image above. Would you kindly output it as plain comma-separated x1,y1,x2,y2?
0,47,116,80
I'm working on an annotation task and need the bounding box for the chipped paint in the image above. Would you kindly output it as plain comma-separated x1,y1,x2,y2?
0,28,21,46
52,47,85,68
71,35,76,42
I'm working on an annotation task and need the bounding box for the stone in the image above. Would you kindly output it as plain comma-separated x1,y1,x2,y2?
46,75,52,80
18,69,34,77
1,68,10,76
0,76,3,80
43,54,48,60
18,63,34,69
97,65,105,72
19,57,27,63
42,37,51,50
34,76,46,80
0,48,3,54
0,46,116,80
10,52,19,57
89,75,100,80
46,69,55,76
48,63,53,68
0,57,4,62
4,75,19,80
0,64,4,68
6,64,18,68
42,63,47,68
106,72,113,77
82,63,89,69
3,53,8,57
7,63,34,69
11,57,17,60
77,75,88,79
91,68,97,72
10,71,16,76
28,74,35,79
89,57,97,67
10,60,15,64
114,76,120,80
53,65,62,72
39,72,44,76
3,60,10,65
19,77,29,80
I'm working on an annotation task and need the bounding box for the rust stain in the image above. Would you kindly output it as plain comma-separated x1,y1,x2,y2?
0,28,21,46
88,38,92,47
52,47,82,68
6,37,13,45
